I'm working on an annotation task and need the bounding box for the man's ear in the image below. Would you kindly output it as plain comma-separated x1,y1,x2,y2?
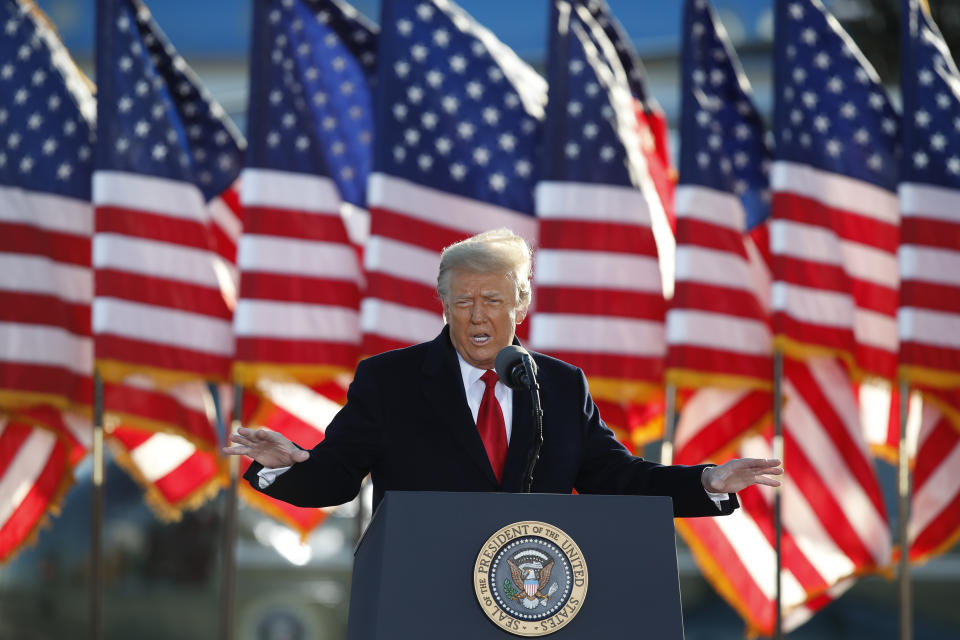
515,306,528,325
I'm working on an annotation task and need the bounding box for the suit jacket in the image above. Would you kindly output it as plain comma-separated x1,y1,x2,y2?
244,326,739,517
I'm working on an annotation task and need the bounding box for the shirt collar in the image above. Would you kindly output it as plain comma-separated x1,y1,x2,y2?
456,351,491,388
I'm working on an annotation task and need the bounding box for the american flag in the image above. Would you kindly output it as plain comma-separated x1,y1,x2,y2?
361,0,542,355
234,0,376,387
668,0,773,395
900,0,960,565
678,357,891,636
582,0,676,231
530,2,668,412
770,0,900,382
93,0,243,385
672,2,891,634
0,0,96,413
89,0,242,520
0,0,96,563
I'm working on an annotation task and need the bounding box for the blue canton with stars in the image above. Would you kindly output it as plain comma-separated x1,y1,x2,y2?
679,0,771,231
542,3,634,187
246,0,376,208
95,0,243,202
0,0,95,200
773,0,900,192
583,0,655,109
901,0,960,188
374,0,544,215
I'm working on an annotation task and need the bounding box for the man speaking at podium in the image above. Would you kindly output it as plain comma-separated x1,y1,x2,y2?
225,229,781,517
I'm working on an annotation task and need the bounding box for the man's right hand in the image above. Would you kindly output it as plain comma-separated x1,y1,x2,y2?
222,426,310,469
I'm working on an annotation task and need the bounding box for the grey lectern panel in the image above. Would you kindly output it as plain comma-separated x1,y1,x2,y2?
347,491,684,639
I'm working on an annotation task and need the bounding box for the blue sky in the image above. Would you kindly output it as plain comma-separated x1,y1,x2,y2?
37,0,775,61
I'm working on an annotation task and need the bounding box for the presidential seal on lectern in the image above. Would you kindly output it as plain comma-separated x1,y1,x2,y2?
473,521,588,636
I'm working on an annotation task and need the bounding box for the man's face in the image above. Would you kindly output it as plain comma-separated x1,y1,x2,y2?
442,269,526,370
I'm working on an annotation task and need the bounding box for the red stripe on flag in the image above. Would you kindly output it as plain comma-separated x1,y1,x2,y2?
0,292,91,335
774,256,898,313
535,350,662,382
671,281,770,324
242,207,352,243
667,347,771,383
96,269,233,319
152,450,221,504
235,338,360,369
676,218,751,260
773,193,898,253
900,281,960,314
104,383,218,448
535,286,664,320
239,272,360,306
368,208,469,252
364,273,440,312
538,220,659,255
95,335,231,381
97,207,213,251
0,363,92,406
0,221,90,266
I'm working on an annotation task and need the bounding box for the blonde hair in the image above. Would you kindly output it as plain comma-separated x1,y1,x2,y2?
437,228,533,314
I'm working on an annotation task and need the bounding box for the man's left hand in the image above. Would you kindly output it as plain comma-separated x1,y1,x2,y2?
701,458,783,494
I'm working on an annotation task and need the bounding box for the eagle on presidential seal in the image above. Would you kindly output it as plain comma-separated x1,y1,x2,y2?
507,550,560,610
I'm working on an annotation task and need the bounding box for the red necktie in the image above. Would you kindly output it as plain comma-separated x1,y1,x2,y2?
477,370,507,483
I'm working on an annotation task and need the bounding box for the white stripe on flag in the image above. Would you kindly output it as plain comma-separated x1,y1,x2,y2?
535,250,662,292
257,380,341,433
93,234,223,289
674,388,750,451
771,161,898,224
771,282,853,328
0,185,93,234
900,182,960,221
237,235,361,281
93,171,207,222
785,377,891,563
0,323,93,373
240,168,341,212
908,410,960,540
899,245,960,286
234,300,359,341
712,507,808,603
208,196,242,242
359,298,444,344
363,236,441,287
674,245,763,292
0,427,56,526
898,308,960,348
535,181,652,225
675,185,746,232
0,253,92,303
529,314,665,356
130,432,197,482
783,471,858,583
770,220,898,289
367,173,539,241
666,310,771,355
92,299,233,356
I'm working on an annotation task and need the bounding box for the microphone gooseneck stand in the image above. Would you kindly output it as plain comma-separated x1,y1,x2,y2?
521,355,543,494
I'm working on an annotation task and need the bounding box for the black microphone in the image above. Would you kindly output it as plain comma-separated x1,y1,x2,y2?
495,345,543,493
494,345,538,389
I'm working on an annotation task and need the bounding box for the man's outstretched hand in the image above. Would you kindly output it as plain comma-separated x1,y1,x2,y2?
701,458,783,494
222,426,310,469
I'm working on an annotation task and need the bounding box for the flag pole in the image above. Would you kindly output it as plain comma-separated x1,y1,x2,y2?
661,383,676,465
773,351,784,640
219,383,242,640
91,371,104,640
897,378,912,640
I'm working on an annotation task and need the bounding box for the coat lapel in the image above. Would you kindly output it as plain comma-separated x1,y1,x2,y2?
421,326,499,487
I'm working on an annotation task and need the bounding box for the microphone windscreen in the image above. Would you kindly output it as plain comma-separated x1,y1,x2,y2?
494,345,529,389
